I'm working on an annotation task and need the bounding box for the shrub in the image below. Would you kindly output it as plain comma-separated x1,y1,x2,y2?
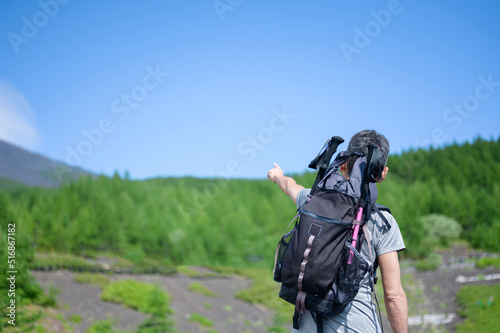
420,214,462,249
101,280,172,314
476,257,500,270
188,282,218,297
415,253,442,271
137,287,175,333
73,273,111,289
188,313,213,327
30,252,98,271
85,318,131,333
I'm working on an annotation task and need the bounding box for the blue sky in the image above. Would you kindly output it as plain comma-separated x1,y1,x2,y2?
1,0,499,179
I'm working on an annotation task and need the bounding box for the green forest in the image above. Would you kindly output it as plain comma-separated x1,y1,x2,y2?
1,137,500,330
2,137,500,266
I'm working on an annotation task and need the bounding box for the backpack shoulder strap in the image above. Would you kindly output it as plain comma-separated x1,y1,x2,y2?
373,204,391,230
363,221,386,333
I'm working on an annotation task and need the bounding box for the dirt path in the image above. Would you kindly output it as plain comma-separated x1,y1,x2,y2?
33,267,285,333
406,245,500,332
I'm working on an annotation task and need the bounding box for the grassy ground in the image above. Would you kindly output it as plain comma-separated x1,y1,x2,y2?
188,282,219,297
2,304,74,333
7,270,175,333
475,257,500,270
31,252,176,275
15,248,500,332
455,283,500,333
208,266,294,331
75,273,175,332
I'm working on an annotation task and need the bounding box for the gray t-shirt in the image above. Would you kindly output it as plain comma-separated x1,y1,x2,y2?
293,189,405,333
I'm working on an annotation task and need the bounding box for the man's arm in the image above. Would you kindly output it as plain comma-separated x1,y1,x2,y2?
378,251,408,333
267,163,304,205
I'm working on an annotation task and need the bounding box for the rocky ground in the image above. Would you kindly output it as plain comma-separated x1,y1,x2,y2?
32,245,500,333
404,244,500,332
33,266,282,333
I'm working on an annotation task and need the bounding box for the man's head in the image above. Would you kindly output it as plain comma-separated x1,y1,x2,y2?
340,129,390,181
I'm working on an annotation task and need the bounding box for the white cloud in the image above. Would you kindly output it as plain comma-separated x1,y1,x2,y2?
0,81,40,150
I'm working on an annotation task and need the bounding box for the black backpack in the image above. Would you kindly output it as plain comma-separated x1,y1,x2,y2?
273,136,391,332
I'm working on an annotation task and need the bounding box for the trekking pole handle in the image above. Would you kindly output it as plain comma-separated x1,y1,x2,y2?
309,136,344,194
347,207,364,264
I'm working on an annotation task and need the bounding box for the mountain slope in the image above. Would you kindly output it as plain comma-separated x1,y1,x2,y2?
0,139,92,188
2,137,499,261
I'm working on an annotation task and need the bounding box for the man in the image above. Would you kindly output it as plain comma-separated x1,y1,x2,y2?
267,130,408,333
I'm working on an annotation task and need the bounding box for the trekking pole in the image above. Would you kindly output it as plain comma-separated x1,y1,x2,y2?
347,207,364,264
347,144,378,264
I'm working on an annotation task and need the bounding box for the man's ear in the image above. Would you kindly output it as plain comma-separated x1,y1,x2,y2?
378,166,389,182
339,162,347,173
339,162,350,179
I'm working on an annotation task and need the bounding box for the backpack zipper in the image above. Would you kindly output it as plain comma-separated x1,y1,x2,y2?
302,210,351,227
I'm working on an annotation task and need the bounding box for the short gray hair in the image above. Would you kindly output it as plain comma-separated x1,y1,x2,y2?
345,130,390,174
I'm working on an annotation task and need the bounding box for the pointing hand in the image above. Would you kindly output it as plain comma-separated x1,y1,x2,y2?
267,163,284,183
